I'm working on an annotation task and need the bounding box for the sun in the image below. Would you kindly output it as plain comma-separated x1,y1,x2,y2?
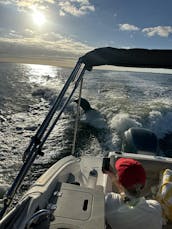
32,10,46,27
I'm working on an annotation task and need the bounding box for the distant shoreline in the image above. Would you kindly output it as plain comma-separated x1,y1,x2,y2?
0,57,76,68
0,57,172,74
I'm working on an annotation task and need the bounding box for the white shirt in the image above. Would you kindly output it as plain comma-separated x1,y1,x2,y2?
105,192,162,229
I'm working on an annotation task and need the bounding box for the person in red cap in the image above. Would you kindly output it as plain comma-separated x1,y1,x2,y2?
105,157,163,229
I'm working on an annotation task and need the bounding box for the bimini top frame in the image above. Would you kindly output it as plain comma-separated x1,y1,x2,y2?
0,60,86,218
79,47,172,70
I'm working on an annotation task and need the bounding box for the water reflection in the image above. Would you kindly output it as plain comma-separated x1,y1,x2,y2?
25,64,61,85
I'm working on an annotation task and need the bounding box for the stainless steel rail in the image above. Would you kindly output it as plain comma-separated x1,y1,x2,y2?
0,61,86,219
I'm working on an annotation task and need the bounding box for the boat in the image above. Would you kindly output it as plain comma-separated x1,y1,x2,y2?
0,47,172,229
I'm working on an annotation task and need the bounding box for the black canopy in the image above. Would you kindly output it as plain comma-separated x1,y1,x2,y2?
80,47,172,70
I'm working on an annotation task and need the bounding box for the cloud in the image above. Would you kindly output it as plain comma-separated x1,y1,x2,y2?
119,23,140,31
59,0,95,17
119,23,172,38
0,0,95,16
0,30,93,59
142,26,172,37
0,0,55,6
0,0,55,10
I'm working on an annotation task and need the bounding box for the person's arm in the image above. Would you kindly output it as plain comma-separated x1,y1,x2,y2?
104,167,123,193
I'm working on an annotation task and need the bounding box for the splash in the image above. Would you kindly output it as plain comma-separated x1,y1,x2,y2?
148,111,172,138
110,113,142,135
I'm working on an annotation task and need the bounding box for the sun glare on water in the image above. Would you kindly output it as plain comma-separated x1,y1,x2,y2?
32,9,46,26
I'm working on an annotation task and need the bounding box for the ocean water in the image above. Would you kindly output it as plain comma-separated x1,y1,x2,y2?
0,62,172,192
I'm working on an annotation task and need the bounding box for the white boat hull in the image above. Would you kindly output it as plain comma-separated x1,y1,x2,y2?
1,152,172,228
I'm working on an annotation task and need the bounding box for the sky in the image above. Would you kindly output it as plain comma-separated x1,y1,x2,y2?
0,0,172,67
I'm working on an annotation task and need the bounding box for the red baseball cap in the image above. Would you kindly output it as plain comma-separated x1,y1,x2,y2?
115,158,146,189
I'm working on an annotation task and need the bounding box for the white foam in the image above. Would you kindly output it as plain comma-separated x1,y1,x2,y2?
148,111,172,138
110,113,142,134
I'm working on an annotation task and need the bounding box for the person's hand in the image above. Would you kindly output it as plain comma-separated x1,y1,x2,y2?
79,47,111,71
104,167,123,192
103,165,115,179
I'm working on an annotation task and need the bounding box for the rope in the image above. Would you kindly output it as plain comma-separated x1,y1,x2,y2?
72,78,83,156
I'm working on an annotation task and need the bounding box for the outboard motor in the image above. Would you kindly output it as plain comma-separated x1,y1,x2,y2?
122,127,159,155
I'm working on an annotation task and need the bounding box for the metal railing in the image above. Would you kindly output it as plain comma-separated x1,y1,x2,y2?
0,61,86,219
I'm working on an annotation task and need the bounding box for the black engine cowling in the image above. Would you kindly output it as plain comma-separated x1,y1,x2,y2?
122,127,159,155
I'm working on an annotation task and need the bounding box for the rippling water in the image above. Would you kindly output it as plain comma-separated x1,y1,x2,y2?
0,62,172,195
